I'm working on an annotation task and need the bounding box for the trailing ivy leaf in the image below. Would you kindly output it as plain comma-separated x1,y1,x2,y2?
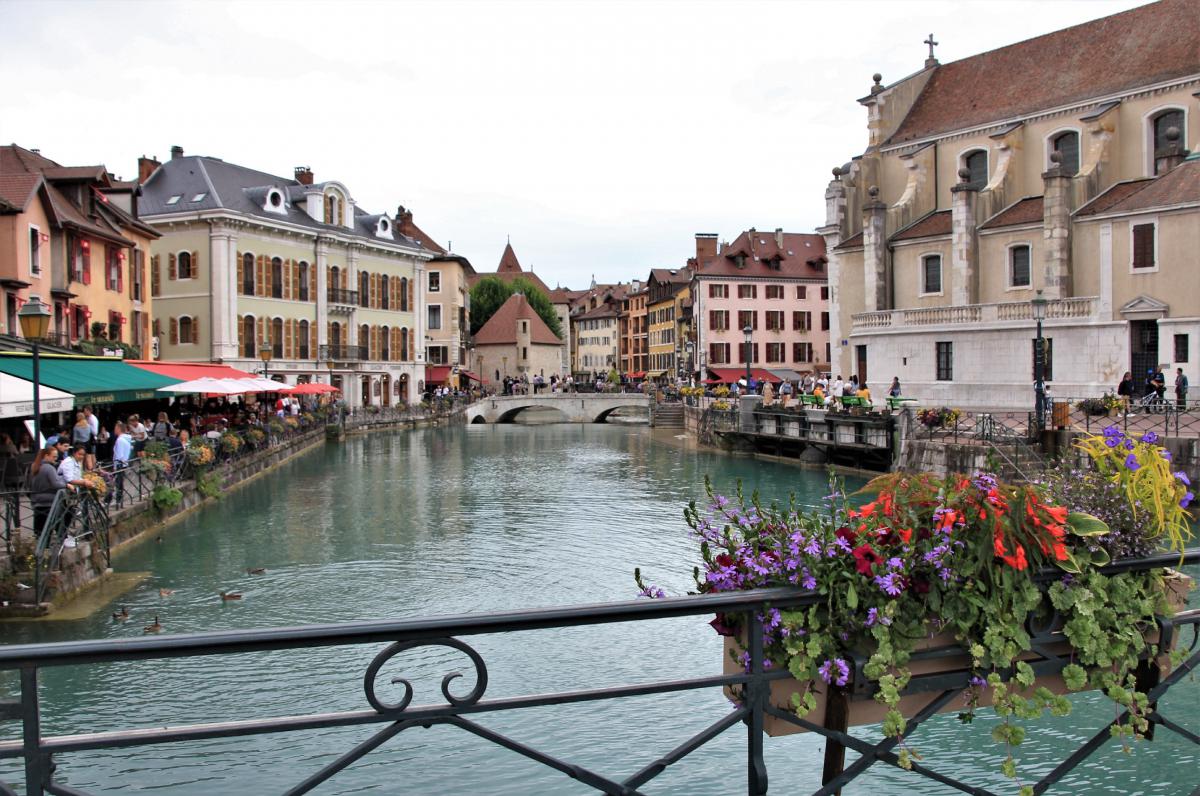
1066,511,1109,536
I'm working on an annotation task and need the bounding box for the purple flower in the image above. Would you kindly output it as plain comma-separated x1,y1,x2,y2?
874,571,904,596
1125,453,1141,471
1141,431,1158,444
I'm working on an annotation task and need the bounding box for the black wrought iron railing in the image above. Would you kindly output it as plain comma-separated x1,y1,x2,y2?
326,288,359,306
318,344,368,362
1,551,1196,795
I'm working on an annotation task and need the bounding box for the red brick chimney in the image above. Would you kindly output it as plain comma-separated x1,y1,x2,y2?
294,166,314,186
137,155,161,184
695,233,718,261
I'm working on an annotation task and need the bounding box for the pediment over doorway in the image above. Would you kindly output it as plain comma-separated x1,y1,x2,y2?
1119,294,1169,319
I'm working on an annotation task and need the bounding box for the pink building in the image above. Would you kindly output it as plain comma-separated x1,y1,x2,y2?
691,229,830,381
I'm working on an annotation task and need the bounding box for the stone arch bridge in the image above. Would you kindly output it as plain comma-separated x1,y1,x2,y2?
464,394,650,424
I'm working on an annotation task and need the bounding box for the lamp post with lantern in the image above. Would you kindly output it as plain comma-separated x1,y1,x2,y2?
743,324,753,389
1032,290,1048,432
18,295,52,447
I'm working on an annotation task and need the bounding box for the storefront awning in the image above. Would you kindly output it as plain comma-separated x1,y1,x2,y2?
0,353,178,406
706,368,783,385
0,373,74,418
425,365,452,384
127,360,258,381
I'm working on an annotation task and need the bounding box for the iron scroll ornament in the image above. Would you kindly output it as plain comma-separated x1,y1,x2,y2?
363,637,489,713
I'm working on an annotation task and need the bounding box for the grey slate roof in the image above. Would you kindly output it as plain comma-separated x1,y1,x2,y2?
140,156,428,253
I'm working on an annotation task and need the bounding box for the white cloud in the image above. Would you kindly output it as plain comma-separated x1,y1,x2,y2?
0,0,1147,287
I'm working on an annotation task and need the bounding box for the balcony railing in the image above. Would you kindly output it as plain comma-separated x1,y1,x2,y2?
851,296,1099,332
327,287,359,306
319,343,368,361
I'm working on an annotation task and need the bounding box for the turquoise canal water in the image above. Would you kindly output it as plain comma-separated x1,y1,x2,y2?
1,424,1197,794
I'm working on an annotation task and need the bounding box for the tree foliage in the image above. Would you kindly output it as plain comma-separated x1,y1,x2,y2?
469,276,562,338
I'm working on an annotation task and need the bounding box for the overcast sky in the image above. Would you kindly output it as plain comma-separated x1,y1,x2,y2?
1,0,1146,288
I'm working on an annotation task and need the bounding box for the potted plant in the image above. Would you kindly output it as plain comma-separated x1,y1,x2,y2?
636,426,1193,791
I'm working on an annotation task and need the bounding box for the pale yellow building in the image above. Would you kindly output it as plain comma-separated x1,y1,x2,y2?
823,0,1200,407
140,150,437,406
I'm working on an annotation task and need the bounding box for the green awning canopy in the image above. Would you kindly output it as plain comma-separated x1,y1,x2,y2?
0,353,178,406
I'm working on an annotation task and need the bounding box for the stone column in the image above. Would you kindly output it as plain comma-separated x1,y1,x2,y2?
315,236,330,348
950,169,979,307
1041,153,1073,299
862,186,888,312
208,221,238,361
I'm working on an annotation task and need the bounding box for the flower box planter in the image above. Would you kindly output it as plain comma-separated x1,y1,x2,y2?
722,569,1192,738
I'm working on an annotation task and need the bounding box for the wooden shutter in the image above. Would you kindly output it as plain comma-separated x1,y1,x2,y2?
192,315,200,344
168,253,176,280
1133,224,1155,268
169,317,178,344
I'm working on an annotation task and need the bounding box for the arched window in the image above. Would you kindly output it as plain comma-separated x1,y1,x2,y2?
400,326,409,360
359,272,370,307
380,326,390,361
177,251,193,280
359,324,370,359
243,315,256,358
962,150,988,190
298,320,310,359
330,321,342,353
380,275,389,309
179,316,193,343
271,257,283,299
298,262,309,301
242,252,254,295
400,277,409,311
1051,131,1079,175
271,317,283,358
1151,108,1185,175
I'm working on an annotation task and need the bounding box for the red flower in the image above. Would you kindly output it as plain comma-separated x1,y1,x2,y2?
853,544,882,575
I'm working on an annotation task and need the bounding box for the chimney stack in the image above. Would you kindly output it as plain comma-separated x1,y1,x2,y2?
137,155,161,184
294,166,314,186
170,145,184,160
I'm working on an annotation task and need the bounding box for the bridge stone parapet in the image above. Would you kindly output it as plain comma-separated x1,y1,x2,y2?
464,394,650,424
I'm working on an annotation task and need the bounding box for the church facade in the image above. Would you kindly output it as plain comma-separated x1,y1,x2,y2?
822,0,1199,408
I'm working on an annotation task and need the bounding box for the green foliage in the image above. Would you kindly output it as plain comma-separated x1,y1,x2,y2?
151,484,183,513
197,470,223,500
468,275,562,338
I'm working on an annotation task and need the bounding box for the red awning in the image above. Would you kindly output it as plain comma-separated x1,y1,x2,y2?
706,368,782,384
425,365,452,384
128,360,258,381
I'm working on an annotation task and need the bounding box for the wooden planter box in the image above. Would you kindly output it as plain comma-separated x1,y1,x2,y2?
723,570,1192,738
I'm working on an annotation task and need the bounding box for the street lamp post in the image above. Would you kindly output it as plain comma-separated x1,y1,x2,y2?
743,324,753,388
18,295,52,447
1032,290,1048,432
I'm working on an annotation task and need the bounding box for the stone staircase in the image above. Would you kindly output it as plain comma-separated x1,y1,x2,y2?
651,402,685,429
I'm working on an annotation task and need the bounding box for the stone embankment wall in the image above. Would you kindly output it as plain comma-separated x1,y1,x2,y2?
26,430,325,614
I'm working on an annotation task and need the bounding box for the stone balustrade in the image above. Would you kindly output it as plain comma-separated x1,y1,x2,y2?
851,296,1098,332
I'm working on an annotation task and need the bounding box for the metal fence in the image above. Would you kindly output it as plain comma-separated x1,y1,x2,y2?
0,551,1196,795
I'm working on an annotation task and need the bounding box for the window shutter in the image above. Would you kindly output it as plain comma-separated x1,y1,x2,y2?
192,315,200,344
169,317,178,345
168,253,177,280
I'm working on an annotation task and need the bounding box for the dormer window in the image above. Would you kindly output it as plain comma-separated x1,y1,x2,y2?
264,188,286,215
962,149,988,190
